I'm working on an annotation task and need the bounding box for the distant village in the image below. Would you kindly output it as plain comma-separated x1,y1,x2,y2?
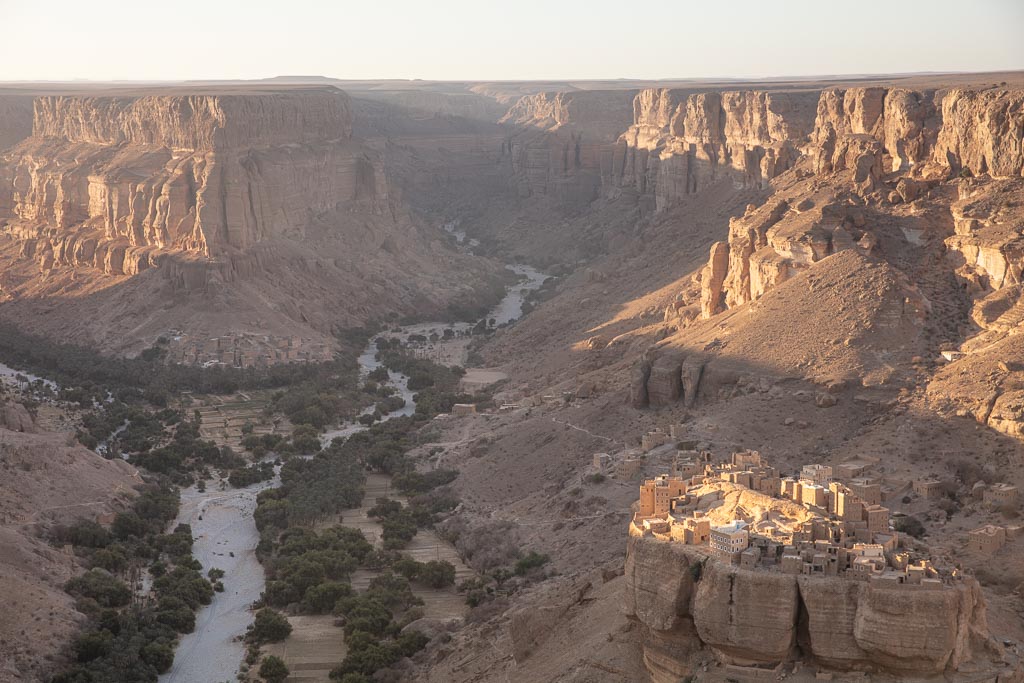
163,330,333,368
613,426,1021,584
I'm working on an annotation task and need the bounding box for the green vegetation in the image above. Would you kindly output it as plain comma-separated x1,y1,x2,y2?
228,461,276,488
329,573,428,678
0,321,364,406
255,439,366,530
514,551,550,576
51,482,216,683
258,526,372,610
259,655,290,683
894,515,926,538
246,608,293,644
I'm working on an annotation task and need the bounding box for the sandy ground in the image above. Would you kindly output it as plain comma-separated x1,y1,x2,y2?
262,615,344,682
160,477,277,683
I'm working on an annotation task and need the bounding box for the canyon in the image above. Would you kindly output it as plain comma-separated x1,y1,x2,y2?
1,70,1024,683
0,86,504,354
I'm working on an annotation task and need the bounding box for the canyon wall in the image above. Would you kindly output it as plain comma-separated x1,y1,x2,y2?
0,88,506,354
0,89,385,276
623,536,1001,681
698,87,1024,320
611,89,821,211
499,90,637,209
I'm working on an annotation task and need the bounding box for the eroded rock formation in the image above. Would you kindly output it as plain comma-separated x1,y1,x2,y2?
697,87,1024,319
0,89,380,275
499,90,637,208
624,536,1002,679
613,89,820,210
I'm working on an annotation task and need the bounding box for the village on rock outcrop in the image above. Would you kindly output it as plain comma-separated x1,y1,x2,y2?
628,446,1021,582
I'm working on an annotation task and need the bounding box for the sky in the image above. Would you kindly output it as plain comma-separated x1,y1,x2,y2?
0,0,1022,82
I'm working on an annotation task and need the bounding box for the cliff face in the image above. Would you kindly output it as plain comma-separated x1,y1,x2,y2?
612,89,820,210
499,90,636,209
0,89,380,275
624,536,1001,679
697,86,1024,320
0,88,505,354
31,92,353,149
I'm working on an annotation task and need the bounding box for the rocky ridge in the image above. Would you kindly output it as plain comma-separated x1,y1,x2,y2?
699,87,1024,321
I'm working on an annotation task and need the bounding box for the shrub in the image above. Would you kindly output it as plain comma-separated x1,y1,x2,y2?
72,629,114,663
514,551,550,576
259,655,290,683
894,515,926,538
247,608,293,644
59,519,112,548
140,641,175,673
301,581,354,614
65,569,132,608
419,560,456,589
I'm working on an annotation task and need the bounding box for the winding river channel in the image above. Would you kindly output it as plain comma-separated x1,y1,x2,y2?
161,263,547,682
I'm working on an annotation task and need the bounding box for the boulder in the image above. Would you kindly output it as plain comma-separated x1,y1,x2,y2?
630,359,652,408
0,402,36,433
692,559,798,665
815,392,838,408
647,353,684,406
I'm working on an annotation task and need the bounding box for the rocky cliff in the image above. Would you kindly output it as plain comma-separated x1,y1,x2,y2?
0,87,504,354
499,90,637,209
0,89,375,273
624,536,1004,680
612,89,820,210
697,87,1024,320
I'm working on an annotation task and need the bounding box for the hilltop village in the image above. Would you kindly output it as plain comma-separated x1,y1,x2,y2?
623,430,1021,583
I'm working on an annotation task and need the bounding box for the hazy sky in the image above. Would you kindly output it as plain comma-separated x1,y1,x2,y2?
1,0,1021,82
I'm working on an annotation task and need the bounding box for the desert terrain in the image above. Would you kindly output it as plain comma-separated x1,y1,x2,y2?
0,66,1023,683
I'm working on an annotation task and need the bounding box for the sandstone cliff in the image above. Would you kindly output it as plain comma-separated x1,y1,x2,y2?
613,89,820,210
499,90,637,209
697,86,1024,320
0,87,505,354
0,89,372,271
624,536,1004,679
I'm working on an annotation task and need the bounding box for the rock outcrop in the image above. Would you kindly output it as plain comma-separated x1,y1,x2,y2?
0,89,379,273
613,89,820,210
624,536,1003,679
696,86,1024,319
934,89,1024,178
0,402,35,433
499,90,636,209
